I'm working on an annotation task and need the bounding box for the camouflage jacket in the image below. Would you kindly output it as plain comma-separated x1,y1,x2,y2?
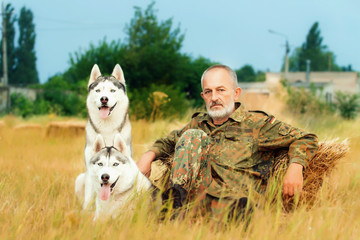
150,103,318,198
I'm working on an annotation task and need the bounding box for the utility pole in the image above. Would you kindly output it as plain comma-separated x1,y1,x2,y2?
269,29,290,80
1,1,9,110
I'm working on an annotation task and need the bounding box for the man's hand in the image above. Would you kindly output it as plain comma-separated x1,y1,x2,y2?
282,163,304,198
137,151,156,177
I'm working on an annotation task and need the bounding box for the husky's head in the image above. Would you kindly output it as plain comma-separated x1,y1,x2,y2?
87,64,128,120
90,134,137,201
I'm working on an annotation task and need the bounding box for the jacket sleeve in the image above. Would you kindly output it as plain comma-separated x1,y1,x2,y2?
257,118,318,168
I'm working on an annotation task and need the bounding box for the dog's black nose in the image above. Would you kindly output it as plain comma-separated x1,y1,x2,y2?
100,96,108,104
101,174,110,182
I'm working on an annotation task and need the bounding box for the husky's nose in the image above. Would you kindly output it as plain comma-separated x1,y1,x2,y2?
100,96,108,104
101,173,110,182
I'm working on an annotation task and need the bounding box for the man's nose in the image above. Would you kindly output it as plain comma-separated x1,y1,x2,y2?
211,91,219,101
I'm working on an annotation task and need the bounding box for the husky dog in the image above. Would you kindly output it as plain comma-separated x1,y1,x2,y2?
76,134,152,219
78,64,132,209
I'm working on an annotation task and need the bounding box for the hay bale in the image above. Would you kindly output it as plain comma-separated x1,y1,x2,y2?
273,139,350,209
46,121,86,138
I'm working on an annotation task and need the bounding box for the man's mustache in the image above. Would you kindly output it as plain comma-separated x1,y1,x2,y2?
210,101,223,107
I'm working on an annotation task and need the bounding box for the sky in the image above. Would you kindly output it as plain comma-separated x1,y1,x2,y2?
8,0,360,83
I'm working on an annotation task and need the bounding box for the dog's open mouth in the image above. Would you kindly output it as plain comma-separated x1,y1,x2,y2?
98,103,117,120
99,177,119,201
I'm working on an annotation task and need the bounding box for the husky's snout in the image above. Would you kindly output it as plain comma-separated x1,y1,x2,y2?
100,96,108,106
101,173,110,183
99,174,120,201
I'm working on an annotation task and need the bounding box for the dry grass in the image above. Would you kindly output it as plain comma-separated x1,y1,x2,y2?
0,113,360,239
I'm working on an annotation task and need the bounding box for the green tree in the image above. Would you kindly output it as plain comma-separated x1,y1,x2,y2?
289,22,341,72
236,64,265,82
13,6,39,85
65,39,126,87
0,3,17,84
121,2,187,90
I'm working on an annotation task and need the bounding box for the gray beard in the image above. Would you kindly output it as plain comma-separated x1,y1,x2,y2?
206,101,234,121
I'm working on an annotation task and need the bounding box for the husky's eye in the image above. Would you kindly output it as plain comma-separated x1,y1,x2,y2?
110,89,116,93
97,162,103,166
95,89,100,93
113,162,119,166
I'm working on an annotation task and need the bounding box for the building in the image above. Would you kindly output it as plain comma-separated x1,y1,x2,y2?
237,71,359,110
265,72,360,102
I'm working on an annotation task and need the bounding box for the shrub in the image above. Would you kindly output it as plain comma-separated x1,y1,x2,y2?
334,92,360,119
10,93,34,118
285,85,330,115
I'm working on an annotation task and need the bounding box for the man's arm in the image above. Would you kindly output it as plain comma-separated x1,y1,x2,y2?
283,162,304,197
259,119,318,198
137,150,156,177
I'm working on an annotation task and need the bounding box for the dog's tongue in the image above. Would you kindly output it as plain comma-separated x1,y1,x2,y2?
99,107,110,119
100,184,111,201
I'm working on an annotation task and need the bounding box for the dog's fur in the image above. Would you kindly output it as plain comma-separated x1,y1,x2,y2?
76,64,132,209
76,134,152,219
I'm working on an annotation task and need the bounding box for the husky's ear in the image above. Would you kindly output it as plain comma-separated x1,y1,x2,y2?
88,64,102,87
93,134,105,153
114,134,130,158
111,64,125,84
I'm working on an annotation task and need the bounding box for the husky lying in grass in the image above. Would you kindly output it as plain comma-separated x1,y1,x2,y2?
76,134,152,219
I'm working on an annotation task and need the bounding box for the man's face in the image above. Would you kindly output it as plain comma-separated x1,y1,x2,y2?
201,68,241,122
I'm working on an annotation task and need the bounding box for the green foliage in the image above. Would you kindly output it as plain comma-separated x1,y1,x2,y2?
121,2,187,90
12,6,39,85
10,92,34,118
285,85,330,115
289,22,341,72
39,75,87,117
235,64,265,82
129,83,191,120
334,92,360,119
66,39,125,85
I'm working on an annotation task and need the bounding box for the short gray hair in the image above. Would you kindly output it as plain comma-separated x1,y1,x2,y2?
200,64,238,90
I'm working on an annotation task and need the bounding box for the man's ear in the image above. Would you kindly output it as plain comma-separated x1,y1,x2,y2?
234,87,242,101
200,92,205,101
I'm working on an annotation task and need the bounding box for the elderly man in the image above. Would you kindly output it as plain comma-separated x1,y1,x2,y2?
137,64,318,217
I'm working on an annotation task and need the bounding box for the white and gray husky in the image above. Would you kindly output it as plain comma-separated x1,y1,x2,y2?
76,134,152,219
76,64,133,209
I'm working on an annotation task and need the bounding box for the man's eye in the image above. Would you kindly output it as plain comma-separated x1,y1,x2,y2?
97,162,103,166
95,89,100,93
110,89,116,93
113,162,119,166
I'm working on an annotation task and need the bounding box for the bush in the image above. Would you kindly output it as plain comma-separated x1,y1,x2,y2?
285,85,330,115
10,93,34,118
334,92,360,119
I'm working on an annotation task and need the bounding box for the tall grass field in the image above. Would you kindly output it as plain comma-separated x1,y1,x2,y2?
1,110,359,239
